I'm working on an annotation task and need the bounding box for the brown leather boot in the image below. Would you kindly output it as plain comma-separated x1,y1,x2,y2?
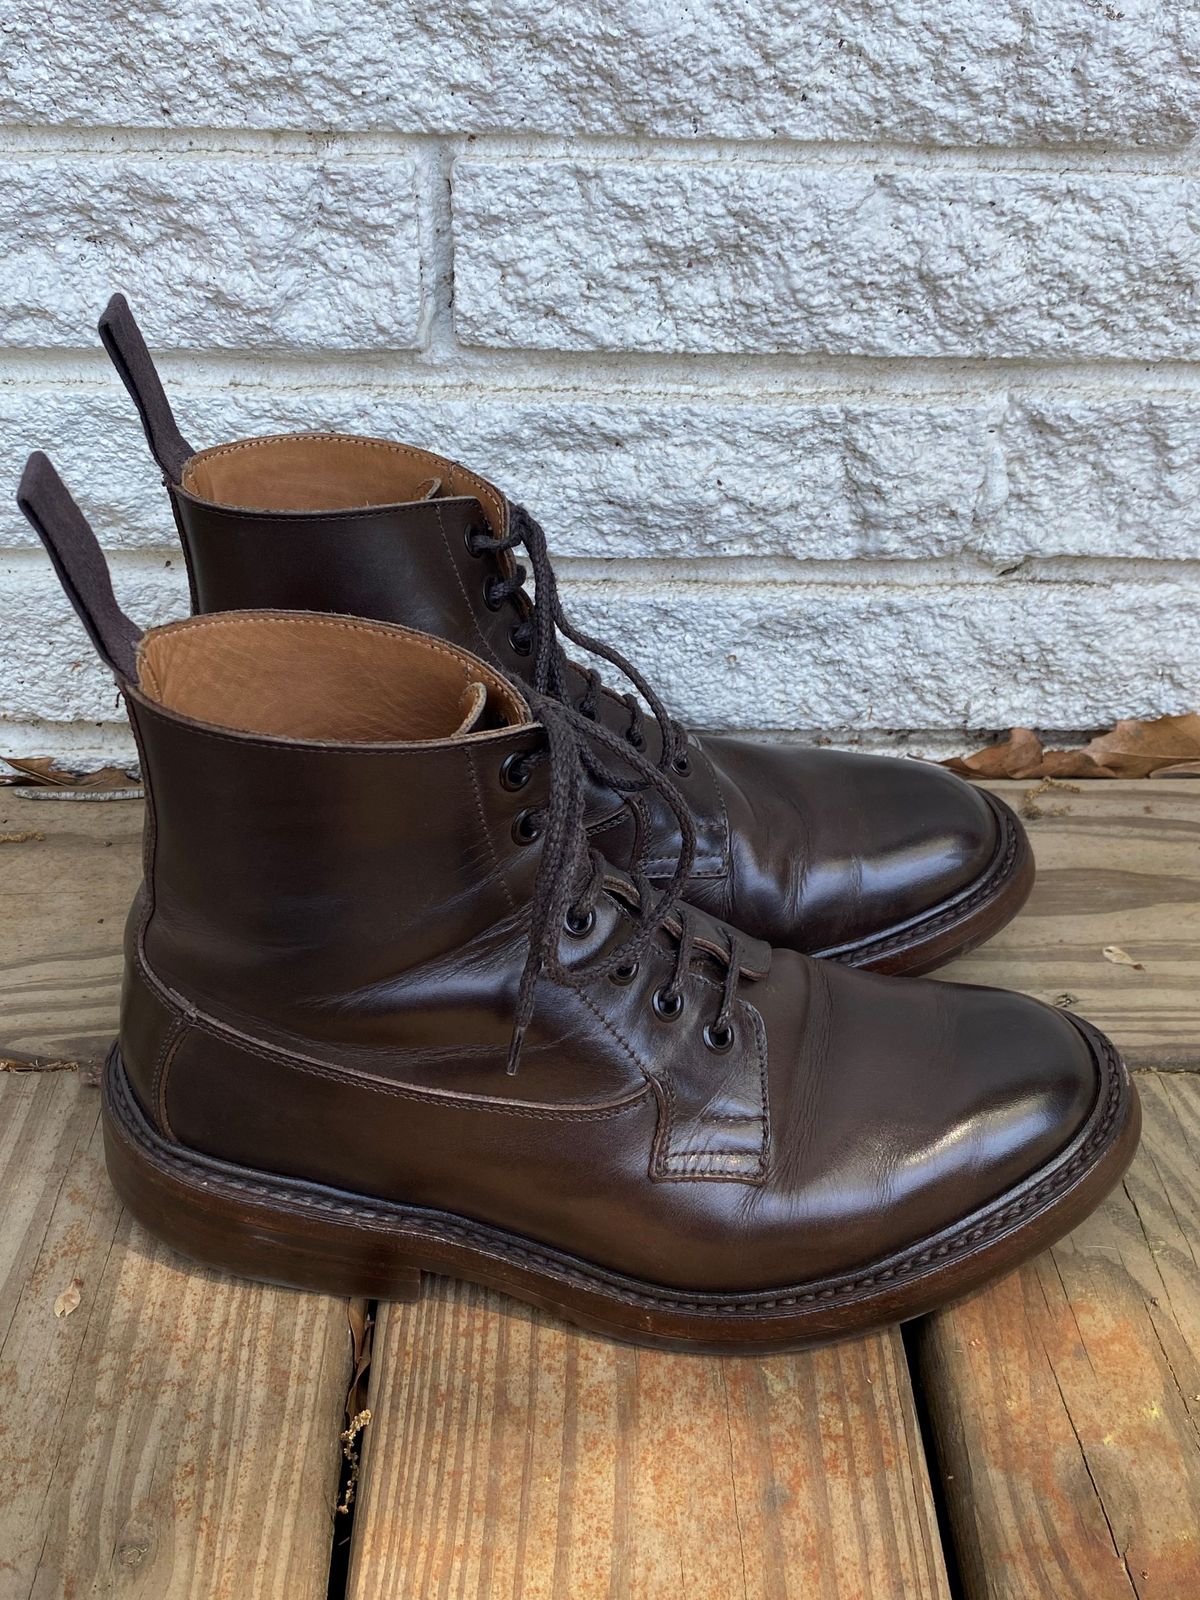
97,296,1033,977
19,452,1137,1352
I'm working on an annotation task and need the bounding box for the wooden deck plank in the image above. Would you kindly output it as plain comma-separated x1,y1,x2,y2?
0,798,352,1600
347,1283,950,1600
941,780,1200,1069
0,794,141,1065
916,1071,1200,1600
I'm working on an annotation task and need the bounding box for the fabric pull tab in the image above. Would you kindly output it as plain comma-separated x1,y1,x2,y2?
97,294,194,483
17,453,142,682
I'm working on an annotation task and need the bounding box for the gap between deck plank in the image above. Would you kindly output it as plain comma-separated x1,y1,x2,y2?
0,1072,355,1600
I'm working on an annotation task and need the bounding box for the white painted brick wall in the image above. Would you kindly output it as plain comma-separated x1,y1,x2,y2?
1,3,1198,763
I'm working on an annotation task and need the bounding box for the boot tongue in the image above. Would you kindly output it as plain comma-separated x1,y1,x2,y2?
452,682,492,736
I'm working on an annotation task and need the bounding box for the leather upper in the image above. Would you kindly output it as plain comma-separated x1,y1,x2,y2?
168,434,1009,957
116,608,1098,1295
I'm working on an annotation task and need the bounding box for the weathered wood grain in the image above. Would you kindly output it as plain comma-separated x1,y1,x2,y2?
0,798,352,1600
0,1071,353,1600
348,1280,950,1600
916,1072,1200,1600
0,795,141,1063
942,780,1200,1069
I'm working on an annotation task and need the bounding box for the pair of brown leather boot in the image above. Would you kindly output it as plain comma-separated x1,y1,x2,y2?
16,297,1139,1351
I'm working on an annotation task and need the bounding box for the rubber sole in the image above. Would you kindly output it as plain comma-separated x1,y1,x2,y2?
820,789,1036,977
102,1014,1139,1353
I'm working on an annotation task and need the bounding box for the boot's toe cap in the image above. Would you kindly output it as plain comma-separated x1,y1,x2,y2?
704,735,1013,955
813,755,1002,947
734,960,1103,1288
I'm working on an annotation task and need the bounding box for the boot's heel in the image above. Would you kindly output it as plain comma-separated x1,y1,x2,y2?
102,1045,424,1302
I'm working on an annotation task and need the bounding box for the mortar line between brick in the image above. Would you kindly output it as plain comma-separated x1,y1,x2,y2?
0,124,1195,177
5,546,1200,587
413,139,458,358
4,347,1200,400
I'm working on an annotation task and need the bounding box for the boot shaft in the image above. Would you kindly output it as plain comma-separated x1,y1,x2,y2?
126,625,543,1020
18,451,544,1029
171,449,530,688
97,295,732,879
99,291,532,685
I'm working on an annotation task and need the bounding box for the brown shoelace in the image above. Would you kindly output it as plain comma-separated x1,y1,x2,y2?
507,693,750,1074
469,503,690,773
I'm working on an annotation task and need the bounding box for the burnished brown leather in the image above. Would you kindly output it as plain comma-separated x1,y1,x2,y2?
95,297,1032,972
20,451,1138,1348
169,432,1030,966
121,617,1107,1292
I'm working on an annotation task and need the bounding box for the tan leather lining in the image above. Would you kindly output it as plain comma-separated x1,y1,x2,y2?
136,612,528,743
181,433,506,533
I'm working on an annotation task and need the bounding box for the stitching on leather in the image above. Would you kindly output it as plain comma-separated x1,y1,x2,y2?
465,743,517,918
566,977,657,1088
127,704,527,757
604,745,729,876
137,647,163,699
109,1018,1128,1316
823,790,1023,965
191,1015,651,1121
186,497,477,528
184,433,506,530
150,609,495,674
141,609,526,716
130,947,649,1126
134,950,647,1122
653,996,769,1183
153,1021,188,1140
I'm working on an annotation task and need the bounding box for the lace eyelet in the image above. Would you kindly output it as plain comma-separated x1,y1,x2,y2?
703,1022,734,1053
483,577,504,612
652,986,684,1020
672,752,691,776
463,524,486,558
499,752,530,792
509,623,532,657
564,907,596,938
610,960,640,986
512,809,543,845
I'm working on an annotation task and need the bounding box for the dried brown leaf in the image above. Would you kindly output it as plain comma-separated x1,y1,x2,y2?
53,1283,82,1318
345,1297,375,1421
1,755,136,790
1102,945,1145,971
943,713,1200,781
0,1055,76,1072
